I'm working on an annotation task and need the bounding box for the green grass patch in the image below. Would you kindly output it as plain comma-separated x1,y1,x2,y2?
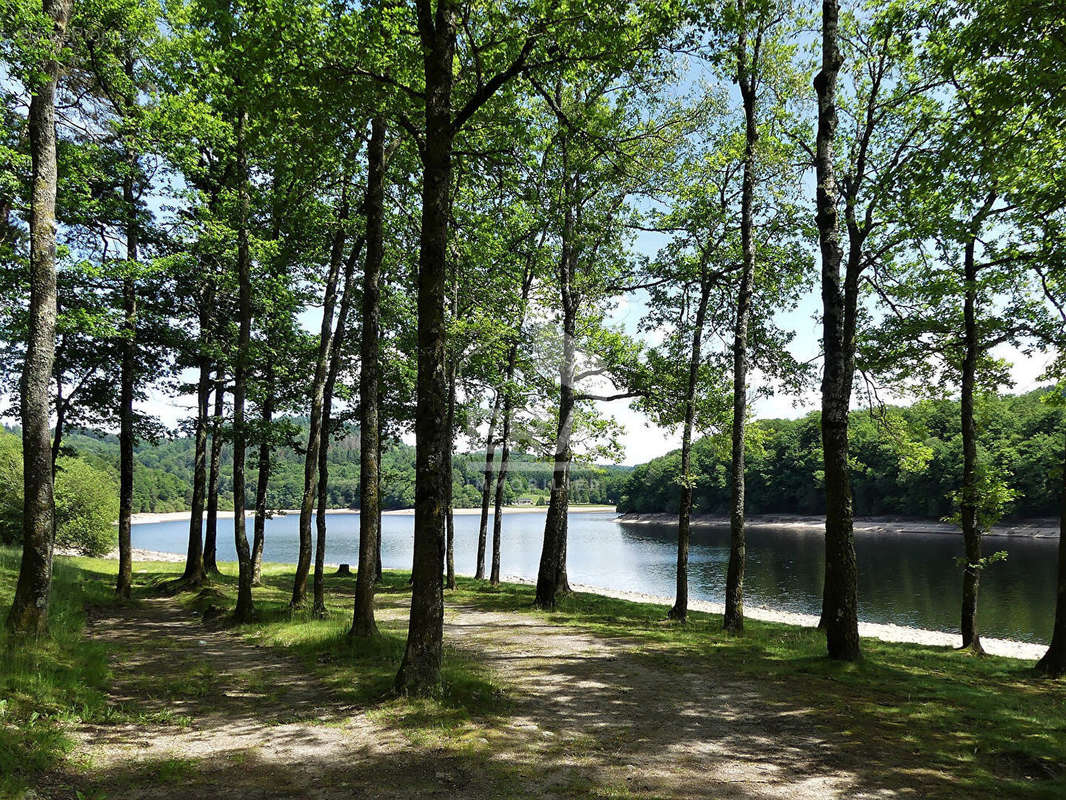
447,576,1066,799
0,548,115,798
3,548,1064,799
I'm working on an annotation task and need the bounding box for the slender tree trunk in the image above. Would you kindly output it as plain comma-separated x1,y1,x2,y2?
116,170,138,599
490,399,512,586
535,161,576,610
445,357,457,590
204,369,224,574
490,264,534,587
375,430,383,582
231,105,254,623
313,407,332,616
292,187,350,608
475,391,502,579
395,11,455,695
50,375,64,476
670,276,711,623
251,374,273,586
313,234,363,616
352,117,386,637
959,237,984,654
1036,428,1066,676
182,358,210,584
724,22,757,633
7,0,72,634
814,0,860,661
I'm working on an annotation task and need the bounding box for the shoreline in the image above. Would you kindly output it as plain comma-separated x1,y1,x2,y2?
63,548,1046,661
616,512,1062,539
127,505,616,526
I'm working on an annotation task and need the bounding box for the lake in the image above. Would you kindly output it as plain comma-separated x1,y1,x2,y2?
131,510,1056,643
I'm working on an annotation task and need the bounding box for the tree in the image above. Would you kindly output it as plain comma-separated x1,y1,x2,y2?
6,0,75,634
351,116,388,638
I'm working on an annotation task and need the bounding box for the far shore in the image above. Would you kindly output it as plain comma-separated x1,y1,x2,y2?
616,512,1062,539
127,504,617,526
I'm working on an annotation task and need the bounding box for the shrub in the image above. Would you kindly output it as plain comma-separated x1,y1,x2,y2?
54,457,118,556
0,432,118,556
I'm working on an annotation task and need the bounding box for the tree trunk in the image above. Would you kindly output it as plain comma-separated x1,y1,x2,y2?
475,390,502,579
50,374,64,476
959,237,984,654
1036,428,1066,676
231,105,254,623
7,0,72,634
116,165,138,599
490,263,534,587
724,19,757,634
814,0,860,661
204,368,224,575
535,159,576,611
182,357,210,584
313,232,363,616
395,8,455,695
251,373,273,586
292,187,350,608
445,357,457,590
352,117,386,638
312,406,332,616
670,275,711,623
490,400,512,586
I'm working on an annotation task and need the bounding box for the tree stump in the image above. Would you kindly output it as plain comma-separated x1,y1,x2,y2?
335,563,352,576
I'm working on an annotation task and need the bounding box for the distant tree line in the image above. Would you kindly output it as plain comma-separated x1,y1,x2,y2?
619,390,1065,521
13,422,628,515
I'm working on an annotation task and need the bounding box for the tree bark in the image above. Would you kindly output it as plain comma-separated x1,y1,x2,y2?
670,275,711,623
116,164,138,599
475,390,502,579
251,372,273,586
1036,428,1066,676
395,2,456,696
50,371,65,476
814,0,861,661
231,104,254,623
204,368,224,575
291,187,350,608
7,0,73,634
490,401,512,586
352,116,386,638
182,357,210,585
445,344,457,590
490,263,534,586
959,236,984,654
535,166,577,610
724,12,757,634
312,235,362,616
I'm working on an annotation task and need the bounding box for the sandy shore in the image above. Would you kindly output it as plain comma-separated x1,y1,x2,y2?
128,506,616,525
499,576,1047,661
616,512,1061,539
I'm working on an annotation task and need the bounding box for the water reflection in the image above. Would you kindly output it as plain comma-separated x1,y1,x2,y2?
130,511,1056,643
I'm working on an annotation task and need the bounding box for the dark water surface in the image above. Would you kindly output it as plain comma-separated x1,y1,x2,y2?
131,510,1055,643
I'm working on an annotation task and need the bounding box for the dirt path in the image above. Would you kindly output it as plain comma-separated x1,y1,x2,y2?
55,598,929,799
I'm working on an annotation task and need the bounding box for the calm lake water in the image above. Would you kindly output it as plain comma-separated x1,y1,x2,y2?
132,510,1056,643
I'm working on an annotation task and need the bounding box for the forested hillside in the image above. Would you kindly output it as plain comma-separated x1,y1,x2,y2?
619,390,1065,521
28,422,628,514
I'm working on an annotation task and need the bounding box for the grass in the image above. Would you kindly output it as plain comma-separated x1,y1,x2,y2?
0,548,114,798
2,547,1065,798
447,579,1066,798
